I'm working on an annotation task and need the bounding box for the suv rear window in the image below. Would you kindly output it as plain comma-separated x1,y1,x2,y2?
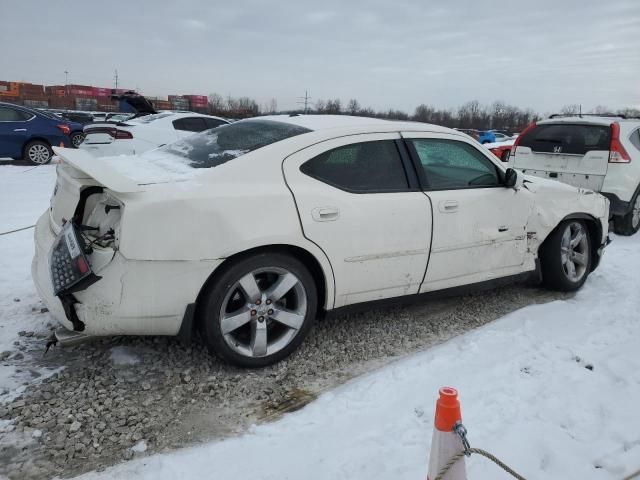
518,124,610,155
157,120,311,168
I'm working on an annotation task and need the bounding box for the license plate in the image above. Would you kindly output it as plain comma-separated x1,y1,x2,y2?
50,222,94,296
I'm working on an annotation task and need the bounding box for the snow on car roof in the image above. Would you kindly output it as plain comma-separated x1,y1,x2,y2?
255,114,452,133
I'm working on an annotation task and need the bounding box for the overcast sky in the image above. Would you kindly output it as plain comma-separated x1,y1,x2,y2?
3,0,639,113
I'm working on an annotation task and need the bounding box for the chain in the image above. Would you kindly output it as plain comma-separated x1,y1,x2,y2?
433,422,527,480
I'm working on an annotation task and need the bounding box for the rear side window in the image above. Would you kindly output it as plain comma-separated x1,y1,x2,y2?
0,107,32,121
204,118,227,129
518,124,610,155
173,117,208,132
409,139,500,190
300,140,409,193
158,120,311,168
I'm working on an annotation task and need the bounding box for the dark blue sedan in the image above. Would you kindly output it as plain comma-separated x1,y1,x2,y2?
0,102,84,164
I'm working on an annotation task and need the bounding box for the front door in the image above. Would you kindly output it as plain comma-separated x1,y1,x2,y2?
402,132,534,292
283,133,432,307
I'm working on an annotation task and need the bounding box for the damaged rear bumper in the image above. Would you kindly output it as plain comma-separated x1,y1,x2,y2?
32,211,223,337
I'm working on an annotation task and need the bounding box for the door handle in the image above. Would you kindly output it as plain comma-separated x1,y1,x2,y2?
13,128,27,132
438,200,459,213
311,206,340,222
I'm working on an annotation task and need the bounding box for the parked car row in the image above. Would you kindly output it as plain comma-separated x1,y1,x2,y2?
0,94,229,163
33,115,610,368
0,102,85,163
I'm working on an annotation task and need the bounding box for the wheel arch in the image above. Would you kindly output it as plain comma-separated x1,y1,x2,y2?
539,213,603,272
22,137,52,156
193,243,333,327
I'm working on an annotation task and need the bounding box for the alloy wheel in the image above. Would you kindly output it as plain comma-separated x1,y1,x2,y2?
71,134,85,147
28,144,51,164
219,267,307,358
560,222,588,282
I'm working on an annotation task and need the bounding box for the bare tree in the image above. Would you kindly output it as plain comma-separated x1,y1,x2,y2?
347,98,360,115
269,98,278,114
559,104,581,115
325,99,342,114
208,93,225,115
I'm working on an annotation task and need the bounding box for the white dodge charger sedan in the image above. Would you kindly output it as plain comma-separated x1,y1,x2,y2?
33,115,610,367
79,111,230,157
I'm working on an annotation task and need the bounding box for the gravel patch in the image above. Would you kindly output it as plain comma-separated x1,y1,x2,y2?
0,282,568,479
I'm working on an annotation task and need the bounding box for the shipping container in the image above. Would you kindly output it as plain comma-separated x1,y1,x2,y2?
23,99,49,108
152,100,172,110
75,97,98,110
92,87,112,97
45,85,67,97
49,97,75,109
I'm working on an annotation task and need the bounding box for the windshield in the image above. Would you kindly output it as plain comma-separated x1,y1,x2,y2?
155,119,312,168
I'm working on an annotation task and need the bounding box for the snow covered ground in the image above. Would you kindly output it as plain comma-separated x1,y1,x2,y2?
1,164,639,479
0,165,58,397
75,240,640,476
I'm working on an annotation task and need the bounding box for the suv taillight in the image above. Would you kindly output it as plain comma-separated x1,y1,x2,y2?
511,122,536,156
57,124,70,135
609,122,630,163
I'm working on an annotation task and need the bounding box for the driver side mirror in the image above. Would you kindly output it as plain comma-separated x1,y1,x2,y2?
504,168,520,189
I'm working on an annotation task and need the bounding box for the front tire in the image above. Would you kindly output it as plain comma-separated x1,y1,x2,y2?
613,193,640,236
24,140,53,165
540,220,591,292
200,253,317,368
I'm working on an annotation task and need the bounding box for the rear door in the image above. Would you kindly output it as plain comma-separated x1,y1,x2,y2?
511,123,610,190
0,106,32,158
283,133,432,307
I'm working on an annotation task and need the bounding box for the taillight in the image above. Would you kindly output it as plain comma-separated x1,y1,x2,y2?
114,129,133,139
511,122,536,155
84,127,133,140
609,122,630,163
57,124,70,135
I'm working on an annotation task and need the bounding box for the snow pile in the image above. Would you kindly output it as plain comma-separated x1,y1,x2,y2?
75,236,640,479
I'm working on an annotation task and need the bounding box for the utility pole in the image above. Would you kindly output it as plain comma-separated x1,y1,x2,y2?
64,70,69,86
296,90,311,113
114,69,119,90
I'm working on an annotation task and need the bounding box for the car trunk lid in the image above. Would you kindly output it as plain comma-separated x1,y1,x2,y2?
510,122,611,190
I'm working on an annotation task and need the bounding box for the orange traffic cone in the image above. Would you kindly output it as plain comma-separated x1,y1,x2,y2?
427,387,467,480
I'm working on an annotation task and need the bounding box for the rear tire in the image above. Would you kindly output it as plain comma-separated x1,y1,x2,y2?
613,193,640,236
24,140,53,165
199,253,317,368
70,132,85,148
540,220,592,292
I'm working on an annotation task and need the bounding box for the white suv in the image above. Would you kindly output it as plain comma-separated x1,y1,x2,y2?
509,114,640,235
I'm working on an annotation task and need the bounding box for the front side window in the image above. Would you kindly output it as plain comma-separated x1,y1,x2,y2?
0,107,31,121
300,140,409,193
173,117,208,132
518,123,610,155
409,139,500,190
154,119,311,169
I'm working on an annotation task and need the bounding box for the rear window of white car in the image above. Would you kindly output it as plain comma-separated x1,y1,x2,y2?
158,120,311,168
518,123,610,155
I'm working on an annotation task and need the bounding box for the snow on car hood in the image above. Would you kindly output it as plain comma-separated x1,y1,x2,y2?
53,147,203,193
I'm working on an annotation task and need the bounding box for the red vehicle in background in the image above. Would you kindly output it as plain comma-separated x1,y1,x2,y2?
489,142,514,162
